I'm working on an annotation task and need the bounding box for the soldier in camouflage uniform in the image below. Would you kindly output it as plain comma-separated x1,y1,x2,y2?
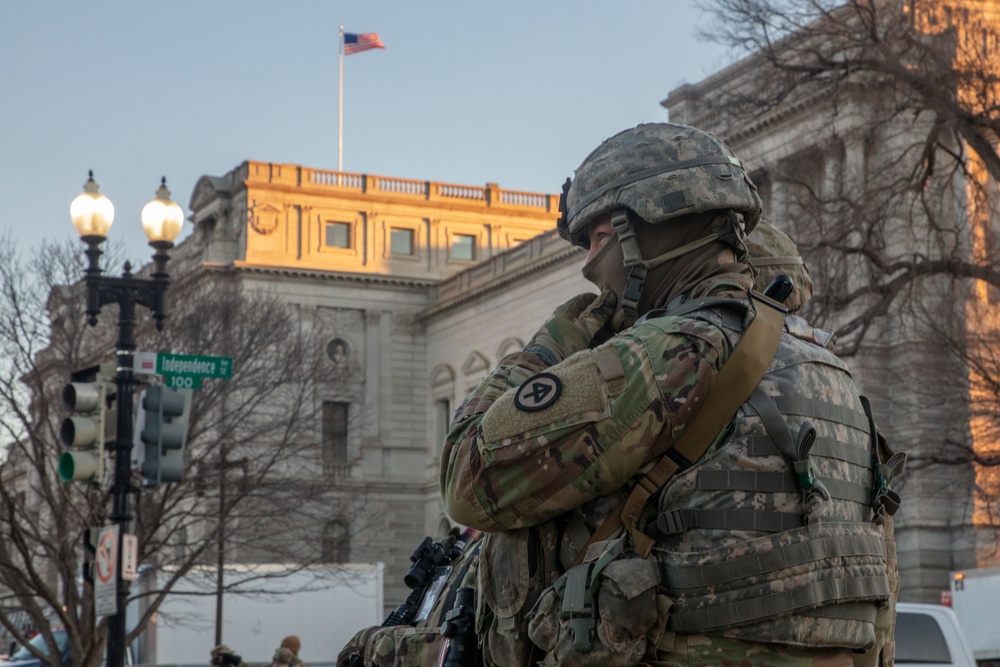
440,123,902,666
746,219,813,313
210,645,248,667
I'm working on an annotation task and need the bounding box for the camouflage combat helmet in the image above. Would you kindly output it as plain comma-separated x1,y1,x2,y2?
747,219,814,312
558,123,762,248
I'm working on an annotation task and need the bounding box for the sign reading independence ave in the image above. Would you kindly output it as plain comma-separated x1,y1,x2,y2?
156,353,233,379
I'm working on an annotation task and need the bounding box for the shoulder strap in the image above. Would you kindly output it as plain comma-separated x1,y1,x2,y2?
574,292,787,563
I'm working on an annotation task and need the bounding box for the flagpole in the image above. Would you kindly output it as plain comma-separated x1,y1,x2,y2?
338,25,344,176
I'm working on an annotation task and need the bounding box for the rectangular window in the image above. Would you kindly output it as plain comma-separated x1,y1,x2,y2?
451,234,476,261
390,228,414,255
325,222,351,248
321,520,350,564
435,398,452,445
323,401,349,469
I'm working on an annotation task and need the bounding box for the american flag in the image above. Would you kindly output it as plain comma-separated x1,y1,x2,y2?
343,32,386,55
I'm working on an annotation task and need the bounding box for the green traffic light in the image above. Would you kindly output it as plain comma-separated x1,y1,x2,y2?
59,450,99,482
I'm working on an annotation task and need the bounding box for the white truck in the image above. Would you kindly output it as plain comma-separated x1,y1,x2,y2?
895,602,977,667
947,565,1000,665
131,563,383,667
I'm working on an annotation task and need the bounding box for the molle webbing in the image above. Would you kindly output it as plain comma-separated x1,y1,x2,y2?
746,434,873,468
748,389,871,451
694,470,873,505
671,574,888,633
657,507,804,535
773,396,871,432
662,527,886,590
661,524,889,632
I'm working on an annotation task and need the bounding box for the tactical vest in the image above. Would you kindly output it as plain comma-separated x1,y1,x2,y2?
649,308,894,649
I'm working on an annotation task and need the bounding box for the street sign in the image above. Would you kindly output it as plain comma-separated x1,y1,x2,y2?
157,353,233,379
121,534,138,581
95,524,119,618
165,374,202,390
135,351,158,374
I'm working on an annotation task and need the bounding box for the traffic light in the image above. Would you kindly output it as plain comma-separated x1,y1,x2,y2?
138,385,192,486
59,363,116,484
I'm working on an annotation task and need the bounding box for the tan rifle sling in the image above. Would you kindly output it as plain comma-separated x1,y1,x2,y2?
573,293,786,564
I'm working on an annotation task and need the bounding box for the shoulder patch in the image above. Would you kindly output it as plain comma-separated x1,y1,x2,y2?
514,372,563,412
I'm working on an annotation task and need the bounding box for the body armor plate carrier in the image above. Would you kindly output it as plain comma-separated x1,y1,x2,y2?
651,308,899,650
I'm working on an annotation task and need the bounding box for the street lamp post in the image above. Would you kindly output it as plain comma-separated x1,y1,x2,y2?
70,171,184,667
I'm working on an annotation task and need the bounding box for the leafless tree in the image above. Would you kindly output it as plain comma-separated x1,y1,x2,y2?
694,0,1000,538
0,236,365,667
696,0,1000,334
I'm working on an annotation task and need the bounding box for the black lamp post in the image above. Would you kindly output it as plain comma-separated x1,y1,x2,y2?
70,171,184,667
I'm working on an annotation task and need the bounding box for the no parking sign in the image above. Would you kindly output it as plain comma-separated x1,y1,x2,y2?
94,525,119,618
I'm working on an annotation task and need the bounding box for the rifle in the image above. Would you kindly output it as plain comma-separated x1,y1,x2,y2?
382,528,479,627
440,586,477,667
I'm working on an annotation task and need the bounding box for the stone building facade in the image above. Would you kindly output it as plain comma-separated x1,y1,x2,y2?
173,161,570,609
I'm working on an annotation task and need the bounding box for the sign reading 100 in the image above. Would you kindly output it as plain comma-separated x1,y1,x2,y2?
157,353,233,391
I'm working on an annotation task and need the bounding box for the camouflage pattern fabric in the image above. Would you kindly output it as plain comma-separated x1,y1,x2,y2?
560,123,763,247
210,645,249,667
439,265,896,664
525,291,618,364
440,270,754,663
649,313,892,648
652,634,857,666
348,626,446,667
526,548,671,666
272,648,297,666
476,524,563,667
440,270,754,532
210,645,235,662
747,219,814,312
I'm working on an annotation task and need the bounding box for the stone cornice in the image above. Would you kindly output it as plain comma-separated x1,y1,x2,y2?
194,160,562,221
213,261,436,291
419,231,583,323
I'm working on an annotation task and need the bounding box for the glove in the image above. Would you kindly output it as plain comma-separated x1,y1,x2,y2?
525,290,618,364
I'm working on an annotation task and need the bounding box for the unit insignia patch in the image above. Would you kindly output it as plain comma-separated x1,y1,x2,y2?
514,372,563,412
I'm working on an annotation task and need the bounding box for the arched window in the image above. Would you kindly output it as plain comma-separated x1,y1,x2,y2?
321,520,350,563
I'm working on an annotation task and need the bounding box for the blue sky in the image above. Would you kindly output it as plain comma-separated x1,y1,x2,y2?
1,1,735,261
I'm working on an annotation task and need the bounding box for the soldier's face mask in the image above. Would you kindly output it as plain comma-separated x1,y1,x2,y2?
581,228,630,332
581,232,628,297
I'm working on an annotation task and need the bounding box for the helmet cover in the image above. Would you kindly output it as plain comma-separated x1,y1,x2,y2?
558,123,762,247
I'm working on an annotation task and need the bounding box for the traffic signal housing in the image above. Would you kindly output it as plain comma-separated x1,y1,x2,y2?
59,363,115,484
138,385,192,486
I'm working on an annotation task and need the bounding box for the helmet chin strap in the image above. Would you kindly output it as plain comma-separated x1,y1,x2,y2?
611,210,645,329
610,208,723,329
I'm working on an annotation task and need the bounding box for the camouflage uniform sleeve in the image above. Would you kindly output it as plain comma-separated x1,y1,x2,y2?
440,317,732,531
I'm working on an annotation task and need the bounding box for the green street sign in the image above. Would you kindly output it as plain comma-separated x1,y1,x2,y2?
164,374,202,390
156,353,233,380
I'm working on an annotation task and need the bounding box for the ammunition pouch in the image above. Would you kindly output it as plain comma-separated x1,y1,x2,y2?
526,534,670,666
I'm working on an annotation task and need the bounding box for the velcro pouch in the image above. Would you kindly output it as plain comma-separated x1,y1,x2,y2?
478,529,544,666
526,541,668,667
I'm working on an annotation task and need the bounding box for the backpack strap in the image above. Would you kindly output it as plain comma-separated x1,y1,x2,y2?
573,292,787,564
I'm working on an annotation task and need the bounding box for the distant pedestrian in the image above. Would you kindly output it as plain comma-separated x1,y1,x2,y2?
273,636,309,667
